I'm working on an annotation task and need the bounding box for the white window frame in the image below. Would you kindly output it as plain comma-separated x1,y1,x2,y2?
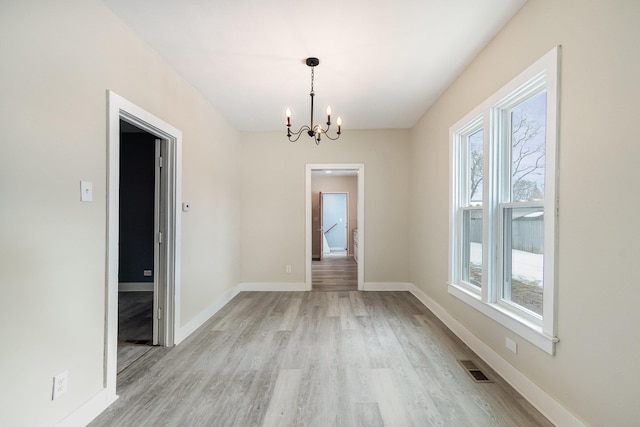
448,47,560,355
452,116,484,293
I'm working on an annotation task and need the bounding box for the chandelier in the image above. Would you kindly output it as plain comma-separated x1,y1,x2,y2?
286,57,342,144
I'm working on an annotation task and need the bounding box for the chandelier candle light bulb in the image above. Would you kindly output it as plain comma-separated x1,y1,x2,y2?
284,57,343,145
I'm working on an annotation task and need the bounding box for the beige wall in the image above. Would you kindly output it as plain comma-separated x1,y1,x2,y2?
409,1,640,426
240,129,410,284
311,175,358,257
0,1,241,425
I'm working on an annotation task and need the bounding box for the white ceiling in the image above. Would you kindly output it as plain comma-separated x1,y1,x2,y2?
103,0,526,132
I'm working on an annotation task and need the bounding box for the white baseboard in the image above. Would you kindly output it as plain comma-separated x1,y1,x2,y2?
406,283,585,427
239,282,307,292
55,388,118,427
175,285,243,344
118,282,153,292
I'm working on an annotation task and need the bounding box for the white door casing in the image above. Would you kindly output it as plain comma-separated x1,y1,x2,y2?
106,91,182,399
306,164,364,291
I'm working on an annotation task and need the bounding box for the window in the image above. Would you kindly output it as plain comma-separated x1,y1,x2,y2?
449,47,559,354
454,120,484,290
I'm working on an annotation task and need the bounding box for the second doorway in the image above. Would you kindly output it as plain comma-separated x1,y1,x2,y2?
311,171,358,291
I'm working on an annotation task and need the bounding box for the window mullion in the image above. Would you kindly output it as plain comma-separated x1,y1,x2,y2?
481,113,491,303
496,106,511,305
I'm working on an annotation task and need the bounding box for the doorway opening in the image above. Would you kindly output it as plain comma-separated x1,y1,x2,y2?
117,121,159,372
106,91,182,401
306,164,364,291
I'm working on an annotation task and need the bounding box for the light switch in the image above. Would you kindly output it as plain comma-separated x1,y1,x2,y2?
80,181,93,202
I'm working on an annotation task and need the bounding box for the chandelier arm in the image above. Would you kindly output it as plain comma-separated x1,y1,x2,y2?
287,125,311,142
288,125,310,136
288,132,305,143
322,131,341,141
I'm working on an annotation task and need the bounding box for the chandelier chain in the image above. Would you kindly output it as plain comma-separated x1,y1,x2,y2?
310,66,315,95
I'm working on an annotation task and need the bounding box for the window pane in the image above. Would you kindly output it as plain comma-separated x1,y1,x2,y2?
463,209,482,287
503,207,543,315
510,92,546,202
468,129,483,204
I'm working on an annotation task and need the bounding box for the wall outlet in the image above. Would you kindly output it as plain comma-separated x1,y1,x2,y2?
52,370,68,400
506,337,518,354
285,265,292,274
143,269,152,277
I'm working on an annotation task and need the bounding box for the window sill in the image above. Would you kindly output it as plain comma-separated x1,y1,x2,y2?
448,283,558,355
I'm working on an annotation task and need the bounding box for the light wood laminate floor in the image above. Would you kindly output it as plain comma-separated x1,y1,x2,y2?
118,291,154,373
312,256,357,291
91,291,552,427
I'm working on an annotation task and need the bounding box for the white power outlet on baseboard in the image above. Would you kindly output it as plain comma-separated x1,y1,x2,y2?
506,337,518,354
52,370,68,400
285,265,292,274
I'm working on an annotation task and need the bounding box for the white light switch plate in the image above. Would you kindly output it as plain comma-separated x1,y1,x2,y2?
80,181,93,202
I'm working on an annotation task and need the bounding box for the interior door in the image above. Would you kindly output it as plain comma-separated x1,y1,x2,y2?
153,139,166,345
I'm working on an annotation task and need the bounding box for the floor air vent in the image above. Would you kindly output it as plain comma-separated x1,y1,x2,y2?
458,360,492,383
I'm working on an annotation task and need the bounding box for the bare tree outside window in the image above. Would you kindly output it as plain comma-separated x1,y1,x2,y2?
510,92,547,202
467,93,546,204
505,92,547,314
468,129,483,203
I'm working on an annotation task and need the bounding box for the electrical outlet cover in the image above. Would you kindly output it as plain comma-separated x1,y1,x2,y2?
52,370,68,400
